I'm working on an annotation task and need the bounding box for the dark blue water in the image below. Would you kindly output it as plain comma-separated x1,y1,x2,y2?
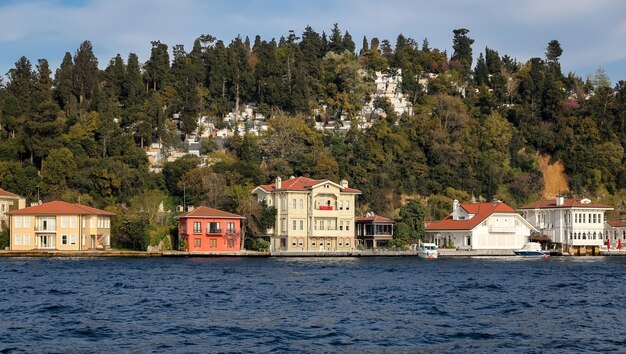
1,256,625,353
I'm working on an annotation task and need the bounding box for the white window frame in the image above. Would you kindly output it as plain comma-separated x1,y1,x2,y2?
70,235,77,245
14,234,22,246
23,216,30,228
14,216,22,228
61,216,68,228
70,216,77,228
23,234,30,245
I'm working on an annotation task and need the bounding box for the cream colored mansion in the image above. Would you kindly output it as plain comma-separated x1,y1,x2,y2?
252,177,361,252
8,201,114,251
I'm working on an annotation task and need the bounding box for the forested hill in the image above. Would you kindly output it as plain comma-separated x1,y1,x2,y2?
1,24,626,228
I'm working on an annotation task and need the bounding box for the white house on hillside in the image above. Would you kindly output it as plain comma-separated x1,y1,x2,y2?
426,200,536,250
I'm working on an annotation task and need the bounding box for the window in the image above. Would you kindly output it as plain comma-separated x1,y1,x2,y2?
340,221,344,231
299,199,303,209
592,214,597,223
207,222,221,234
70,235,77,245
193,222,202,234
298,238,303,247
339,238,343,247
82,217,86,228
339,201,344,210
320,221,324,230
227,238,235,248
62,235,68,245
23,234,30,245
327,220,331,230
227,222,235,233
14,216,22,228
82,235,86,246
293,220,297,231
326,239,331,247
23,217,30,228
194,238,201,247
292,199,296,209
61,216,68,228
209,239,217,248
90,217,96,228
346,223,350,231
14,234,22,246
346,201,350,210
299,220,303,231
312,239,316,247
70,216,77,228
465,235,471,246
292,238,297,246
346,239,350,247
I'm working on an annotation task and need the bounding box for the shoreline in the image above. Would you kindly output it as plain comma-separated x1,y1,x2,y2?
2,249,625,258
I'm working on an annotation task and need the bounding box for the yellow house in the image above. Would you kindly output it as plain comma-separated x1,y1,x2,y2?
252,176,361,252
8,201,114,251
0,187,25,231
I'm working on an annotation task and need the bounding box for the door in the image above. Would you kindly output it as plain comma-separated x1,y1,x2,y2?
91,235,96,249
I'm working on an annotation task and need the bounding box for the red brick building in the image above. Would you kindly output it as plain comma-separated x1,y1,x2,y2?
177,206,245,252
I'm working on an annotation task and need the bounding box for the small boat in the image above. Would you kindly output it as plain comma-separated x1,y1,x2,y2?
514,242,549,257
418,243,438,259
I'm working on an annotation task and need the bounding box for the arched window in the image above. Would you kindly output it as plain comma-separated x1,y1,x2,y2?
582,233,587,240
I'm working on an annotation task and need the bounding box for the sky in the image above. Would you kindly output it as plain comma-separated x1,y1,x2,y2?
1,0,626,84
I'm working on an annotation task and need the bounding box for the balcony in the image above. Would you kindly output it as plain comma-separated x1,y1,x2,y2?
205,229,222,235
35,226,57,233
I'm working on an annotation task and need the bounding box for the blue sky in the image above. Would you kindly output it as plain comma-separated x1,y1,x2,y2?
1,0,626,84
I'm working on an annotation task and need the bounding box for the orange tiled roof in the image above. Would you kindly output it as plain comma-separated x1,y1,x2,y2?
178,206,244,219
426,202,516,231
519,198,611,209
356,215,394,223
607,220,626,228
7,201,114,216
0,188,19,198
257,176,361,193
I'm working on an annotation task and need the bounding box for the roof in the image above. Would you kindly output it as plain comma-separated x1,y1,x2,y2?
518,198,612,210
426,202,517,231
356,215,394,223
255,176,361,194
7,201,114,216
0,188,19,198
178,206,245,219
607,220,626,228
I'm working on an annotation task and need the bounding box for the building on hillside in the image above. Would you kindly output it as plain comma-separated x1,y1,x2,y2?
355,214,395,249
7,201,114,251
605,219,626,248
252,176,361,253
426,200,537,250
518,196,613,255
0,188,25,232
177,206,245,252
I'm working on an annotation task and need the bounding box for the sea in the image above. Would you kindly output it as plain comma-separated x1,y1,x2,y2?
1,256,625,353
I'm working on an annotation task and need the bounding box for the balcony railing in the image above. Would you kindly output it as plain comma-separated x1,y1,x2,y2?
35,226,57,232
318,206,333,211
206,229,222,235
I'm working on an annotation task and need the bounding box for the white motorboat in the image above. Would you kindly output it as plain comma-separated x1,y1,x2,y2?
513,242,550,257
418,243,438,259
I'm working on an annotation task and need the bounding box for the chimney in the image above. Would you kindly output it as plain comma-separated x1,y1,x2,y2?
556,195,564,206
275,176,282,189
452,199,459,212
340,179,349,189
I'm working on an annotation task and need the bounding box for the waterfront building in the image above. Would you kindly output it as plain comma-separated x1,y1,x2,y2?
7,201,114,251
252,176,361,252
518,196,613,255
0,188,25,232
604,220,626,248
426,200,536,250
355,214,394,249
177,206,244,252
